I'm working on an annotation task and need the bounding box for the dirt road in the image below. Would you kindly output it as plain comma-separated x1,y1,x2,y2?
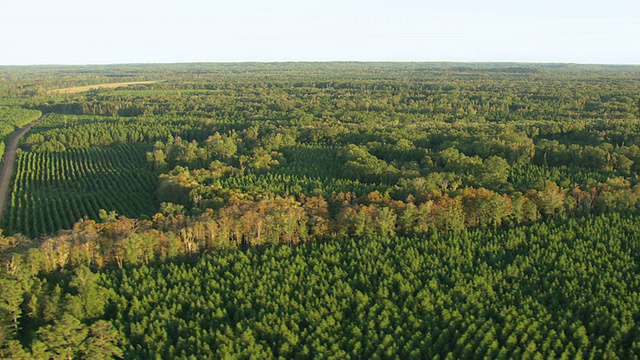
0,113,48,220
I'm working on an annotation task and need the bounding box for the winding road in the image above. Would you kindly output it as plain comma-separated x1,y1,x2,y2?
0,114,48,220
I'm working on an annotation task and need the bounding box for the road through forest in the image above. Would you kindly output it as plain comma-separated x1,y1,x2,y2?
0,113,48,220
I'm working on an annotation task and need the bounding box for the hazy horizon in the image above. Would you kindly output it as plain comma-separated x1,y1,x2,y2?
2,0,639,66
3,60,640,68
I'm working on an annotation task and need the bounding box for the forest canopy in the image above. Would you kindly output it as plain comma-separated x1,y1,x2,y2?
0,62,640,358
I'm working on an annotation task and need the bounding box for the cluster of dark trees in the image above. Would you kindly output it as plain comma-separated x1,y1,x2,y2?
2,212,640,358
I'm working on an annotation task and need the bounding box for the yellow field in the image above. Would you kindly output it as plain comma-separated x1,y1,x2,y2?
49,81,159,94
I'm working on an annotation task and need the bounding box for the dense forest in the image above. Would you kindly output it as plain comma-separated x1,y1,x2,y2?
1,63,640,358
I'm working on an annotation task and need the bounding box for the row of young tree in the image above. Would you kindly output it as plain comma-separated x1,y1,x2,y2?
3,144,157,237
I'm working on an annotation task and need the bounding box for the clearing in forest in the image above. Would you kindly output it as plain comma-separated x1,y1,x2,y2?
49,81,159,94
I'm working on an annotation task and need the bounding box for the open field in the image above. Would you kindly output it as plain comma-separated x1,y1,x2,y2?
48,80,159,94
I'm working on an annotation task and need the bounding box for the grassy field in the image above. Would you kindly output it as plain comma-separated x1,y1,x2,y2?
49,80,159,94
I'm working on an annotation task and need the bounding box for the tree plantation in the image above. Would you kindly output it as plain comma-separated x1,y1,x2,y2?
0,62,640,358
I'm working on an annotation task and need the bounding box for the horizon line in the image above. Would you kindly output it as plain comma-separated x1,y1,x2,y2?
2,60,640,67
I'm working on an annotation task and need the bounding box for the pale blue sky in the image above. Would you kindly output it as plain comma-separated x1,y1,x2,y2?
1,0,638,65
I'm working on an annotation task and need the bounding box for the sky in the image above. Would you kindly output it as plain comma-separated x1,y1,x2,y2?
1,0,639,65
